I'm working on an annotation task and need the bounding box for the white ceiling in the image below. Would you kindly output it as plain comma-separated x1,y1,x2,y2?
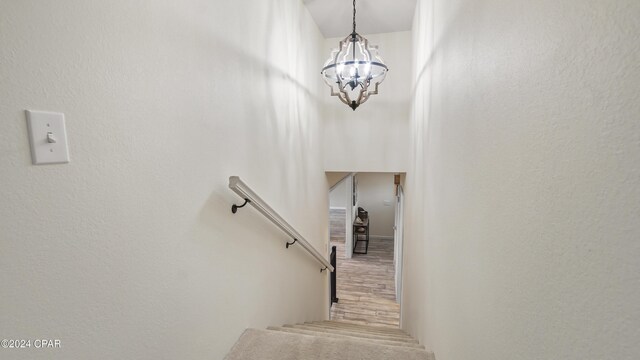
303,0,417,38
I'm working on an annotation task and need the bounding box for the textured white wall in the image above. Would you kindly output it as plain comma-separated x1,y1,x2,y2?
329,179,348,208
328,175,354,258
356,173,396,238
402,0,640,359
323,31,411,173
326,171,350,188
0,1,328,359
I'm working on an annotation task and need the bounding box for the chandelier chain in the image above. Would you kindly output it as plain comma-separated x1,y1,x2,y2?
352,0,356,34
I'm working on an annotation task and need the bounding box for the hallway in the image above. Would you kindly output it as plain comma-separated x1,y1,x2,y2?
330,210,400,327
2,0,639,358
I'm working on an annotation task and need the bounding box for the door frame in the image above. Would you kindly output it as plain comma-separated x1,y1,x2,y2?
394,184,405,308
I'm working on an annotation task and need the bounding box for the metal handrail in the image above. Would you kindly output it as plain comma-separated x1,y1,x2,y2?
330,245,338,303
228,176,334,272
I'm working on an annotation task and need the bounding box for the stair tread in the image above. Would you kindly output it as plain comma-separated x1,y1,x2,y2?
288,324,418,343
268,326,424,349
224,329,434,360
308,321,409,336
307,324,409,337
298,323,412,336
319,320,405,331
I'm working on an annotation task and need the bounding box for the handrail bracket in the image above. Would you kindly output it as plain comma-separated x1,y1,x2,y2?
231,198,250,214
286,239,298,249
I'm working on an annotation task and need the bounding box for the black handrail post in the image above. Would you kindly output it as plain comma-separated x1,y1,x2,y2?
330,246,338,304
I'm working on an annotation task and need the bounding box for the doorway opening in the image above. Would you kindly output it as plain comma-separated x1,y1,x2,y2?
326,172,405,328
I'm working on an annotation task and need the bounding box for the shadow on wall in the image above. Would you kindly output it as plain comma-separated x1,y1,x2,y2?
191,0,324,209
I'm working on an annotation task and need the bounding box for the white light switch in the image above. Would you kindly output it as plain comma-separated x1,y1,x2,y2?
26,110,70,165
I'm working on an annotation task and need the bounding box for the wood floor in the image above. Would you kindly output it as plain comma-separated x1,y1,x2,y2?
329,209,400,328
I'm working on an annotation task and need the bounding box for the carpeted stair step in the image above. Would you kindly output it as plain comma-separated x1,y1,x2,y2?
314,320,406,333
224,328,435,360
267,326,425,349
307,320,409,336
301,324,413,341
305,321,411,338
285,324,419,343
291,323,415,342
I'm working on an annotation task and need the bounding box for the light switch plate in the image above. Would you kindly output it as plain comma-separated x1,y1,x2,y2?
25,110,70,165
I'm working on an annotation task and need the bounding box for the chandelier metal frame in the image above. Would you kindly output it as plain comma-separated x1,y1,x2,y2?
320,0,388,110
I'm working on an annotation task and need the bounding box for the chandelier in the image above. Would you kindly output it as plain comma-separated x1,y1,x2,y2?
321,0,388,111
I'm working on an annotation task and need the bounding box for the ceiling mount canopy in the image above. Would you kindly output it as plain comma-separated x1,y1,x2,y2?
320,0,388,111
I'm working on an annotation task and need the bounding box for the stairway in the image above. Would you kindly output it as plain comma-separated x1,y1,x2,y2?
224,320,434,360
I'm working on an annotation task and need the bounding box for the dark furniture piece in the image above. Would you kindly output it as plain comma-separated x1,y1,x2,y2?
353,218,370,254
